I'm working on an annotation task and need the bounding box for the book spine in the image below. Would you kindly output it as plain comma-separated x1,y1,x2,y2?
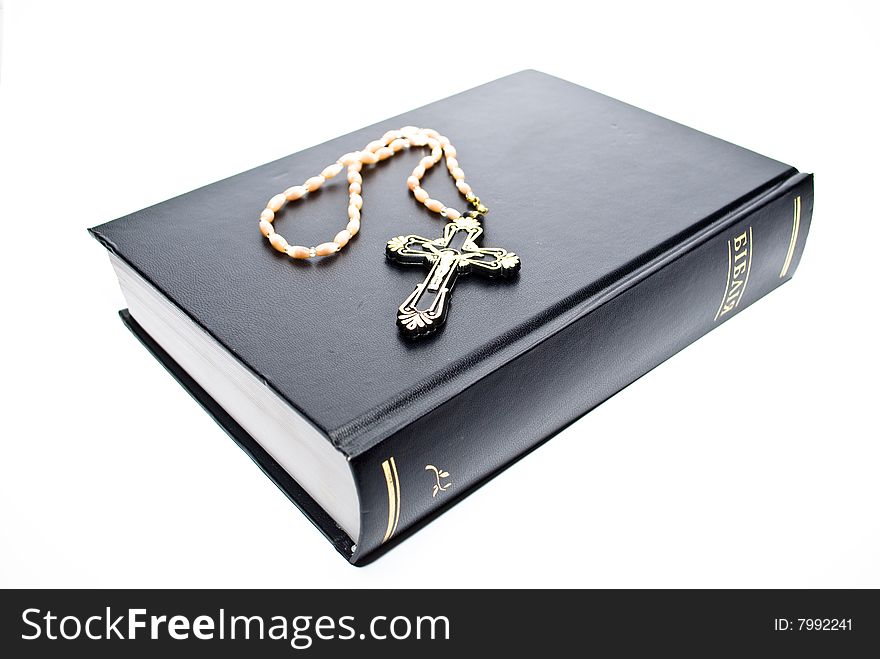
349,173,814,565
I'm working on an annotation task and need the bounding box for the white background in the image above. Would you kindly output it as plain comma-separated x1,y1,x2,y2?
1,0,877,588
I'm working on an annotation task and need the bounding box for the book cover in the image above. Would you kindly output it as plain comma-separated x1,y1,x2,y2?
90,70,813,564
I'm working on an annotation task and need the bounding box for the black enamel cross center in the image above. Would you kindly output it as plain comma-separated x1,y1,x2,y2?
385,216,520,338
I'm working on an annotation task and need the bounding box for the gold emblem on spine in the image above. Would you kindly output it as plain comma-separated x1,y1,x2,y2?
780,195,801,278
425,465,452,497
714,226,753,321
381,457,401,543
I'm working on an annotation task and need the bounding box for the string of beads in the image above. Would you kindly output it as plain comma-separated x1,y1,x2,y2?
258,126,488,259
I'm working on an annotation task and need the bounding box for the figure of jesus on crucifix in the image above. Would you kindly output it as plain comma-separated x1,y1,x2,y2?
386,215,520,339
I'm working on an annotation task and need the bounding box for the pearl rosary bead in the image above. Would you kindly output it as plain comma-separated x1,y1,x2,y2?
258,127,485,260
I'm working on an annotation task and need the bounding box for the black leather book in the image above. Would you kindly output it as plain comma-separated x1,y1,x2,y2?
90,70,813,565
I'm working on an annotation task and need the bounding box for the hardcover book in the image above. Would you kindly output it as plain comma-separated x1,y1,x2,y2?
90,70,813,565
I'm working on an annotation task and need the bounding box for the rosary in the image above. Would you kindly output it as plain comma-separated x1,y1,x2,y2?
258,126,520,339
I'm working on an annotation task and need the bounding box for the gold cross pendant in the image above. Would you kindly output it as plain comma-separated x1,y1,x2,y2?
386,216,520,339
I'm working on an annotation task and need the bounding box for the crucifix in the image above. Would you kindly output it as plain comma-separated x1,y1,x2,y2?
386,216,520,339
